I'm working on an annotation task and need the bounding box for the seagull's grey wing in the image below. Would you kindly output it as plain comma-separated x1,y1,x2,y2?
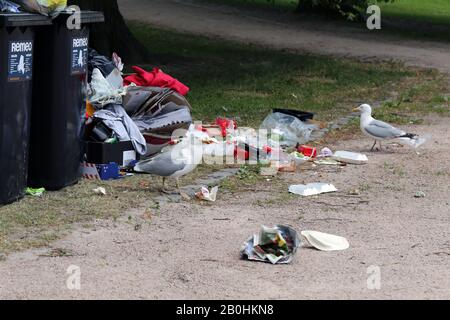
364,119,405,139
134,152,185,177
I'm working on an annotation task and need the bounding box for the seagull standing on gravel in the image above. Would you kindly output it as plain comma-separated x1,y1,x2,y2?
134,126,203,198
353,104,427,151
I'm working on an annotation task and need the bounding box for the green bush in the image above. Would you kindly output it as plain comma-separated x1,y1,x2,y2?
297,0,393,20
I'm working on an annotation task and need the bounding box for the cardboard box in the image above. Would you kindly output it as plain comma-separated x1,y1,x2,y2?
84,141,138,167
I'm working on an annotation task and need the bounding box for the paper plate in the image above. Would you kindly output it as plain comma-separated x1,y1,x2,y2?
301,231,350,251
332,151,368,165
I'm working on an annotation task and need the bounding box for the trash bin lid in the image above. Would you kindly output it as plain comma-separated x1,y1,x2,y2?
0,13,52,28
56,10,105,24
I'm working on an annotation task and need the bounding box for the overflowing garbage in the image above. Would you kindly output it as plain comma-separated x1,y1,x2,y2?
0,0,66,16
0,6,372,210
81,46,335,184
81,47,371,187
82,49,194,181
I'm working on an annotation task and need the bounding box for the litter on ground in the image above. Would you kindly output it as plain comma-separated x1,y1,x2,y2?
93,187,107,196
301,231,350,252
332,151,369,165
241,225,301,265
196,186,219,202
289,183,338,197
25,187,46,197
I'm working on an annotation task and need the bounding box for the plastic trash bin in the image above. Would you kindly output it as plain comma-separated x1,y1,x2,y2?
0,13,51,205
28,11,104,191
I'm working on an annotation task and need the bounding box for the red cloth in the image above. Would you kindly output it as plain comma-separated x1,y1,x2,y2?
124,66,190,96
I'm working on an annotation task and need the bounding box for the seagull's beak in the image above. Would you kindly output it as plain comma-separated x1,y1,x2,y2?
352,107,360,113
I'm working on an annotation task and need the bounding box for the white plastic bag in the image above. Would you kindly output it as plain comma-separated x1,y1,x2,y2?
89,68,126,108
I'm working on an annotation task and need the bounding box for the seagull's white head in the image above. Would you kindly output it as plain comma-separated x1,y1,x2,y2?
353,104,372,116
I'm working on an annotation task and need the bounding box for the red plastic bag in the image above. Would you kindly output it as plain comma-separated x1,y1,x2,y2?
215,117,237,138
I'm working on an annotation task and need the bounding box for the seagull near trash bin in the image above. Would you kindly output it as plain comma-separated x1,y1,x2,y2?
353,104,428,151
134,125,203,199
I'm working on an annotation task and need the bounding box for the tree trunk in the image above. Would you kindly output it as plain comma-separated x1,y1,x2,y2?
69,0,149,63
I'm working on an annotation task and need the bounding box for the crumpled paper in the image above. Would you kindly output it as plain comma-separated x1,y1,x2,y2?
26,187,46,197
196,186,219,202
93,187,107,196
240,225,301,264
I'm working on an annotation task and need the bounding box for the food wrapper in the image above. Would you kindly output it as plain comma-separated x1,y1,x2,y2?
241,225,301,265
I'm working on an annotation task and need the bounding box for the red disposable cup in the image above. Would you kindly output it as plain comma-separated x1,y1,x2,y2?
298,145,317,158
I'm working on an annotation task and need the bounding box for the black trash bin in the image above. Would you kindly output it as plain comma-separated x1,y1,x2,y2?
28,11,104,191
0,13,51,205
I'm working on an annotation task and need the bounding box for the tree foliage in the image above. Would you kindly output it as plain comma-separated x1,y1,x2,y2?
297,0,394,20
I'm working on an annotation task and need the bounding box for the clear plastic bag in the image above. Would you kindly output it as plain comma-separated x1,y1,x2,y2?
260,112,317,147
0,0,21,12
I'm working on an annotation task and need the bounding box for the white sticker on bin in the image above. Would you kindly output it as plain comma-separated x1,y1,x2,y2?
123,150,137,167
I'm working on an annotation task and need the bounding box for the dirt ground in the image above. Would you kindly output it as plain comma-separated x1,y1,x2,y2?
118,0,450,74
1,116,449,300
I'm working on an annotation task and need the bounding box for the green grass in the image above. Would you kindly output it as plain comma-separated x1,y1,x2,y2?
0,177,149,253
202,0,450,26
130,22,449,127
376,0,450,42
204,0,297,11
379,0,450,27
0,164,218,254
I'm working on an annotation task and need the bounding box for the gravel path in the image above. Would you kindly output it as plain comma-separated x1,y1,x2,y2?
118,0,450,74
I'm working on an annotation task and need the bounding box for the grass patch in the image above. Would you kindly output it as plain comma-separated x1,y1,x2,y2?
0,164,218,254
220,164,265,192
378,0,450,27
130,22,447,128
376,0,450,43
202,0,297,11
